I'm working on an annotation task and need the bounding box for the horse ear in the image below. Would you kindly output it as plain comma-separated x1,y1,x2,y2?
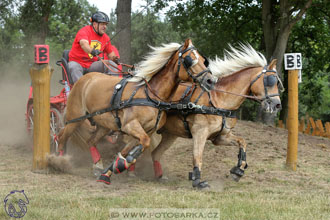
184,38,192,49
268,59,277,70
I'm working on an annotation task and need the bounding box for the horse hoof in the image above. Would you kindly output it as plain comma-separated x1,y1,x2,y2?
230,166,244,177
230,173,241,182
93,167,103,177
97,174,111,185
193,180,210,189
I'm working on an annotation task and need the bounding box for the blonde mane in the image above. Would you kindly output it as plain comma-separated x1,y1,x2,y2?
128,42,181,82
209,43,267,77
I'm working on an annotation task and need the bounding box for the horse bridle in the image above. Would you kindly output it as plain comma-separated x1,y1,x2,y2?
250,65,284,101
145,45,213,102
177,46,212,91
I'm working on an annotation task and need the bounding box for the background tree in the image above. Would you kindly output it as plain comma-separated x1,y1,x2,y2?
48,0,96,57
259,0,313,124
115,0,132,67
0,0,328,124
19,0,55,47
155,0,328,124
0,0,23,75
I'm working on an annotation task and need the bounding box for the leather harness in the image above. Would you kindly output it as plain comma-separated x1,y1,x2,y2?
65,77,236,138
166,85,236,138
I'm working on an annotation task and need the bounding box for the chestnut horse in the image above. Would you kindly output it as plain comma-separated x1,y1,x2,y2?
57,39,217,184
127,44,283,189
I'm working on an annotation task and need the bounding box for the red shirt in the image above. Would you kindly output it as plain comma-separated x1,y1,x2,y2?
69,25,112,68
110,45,122,71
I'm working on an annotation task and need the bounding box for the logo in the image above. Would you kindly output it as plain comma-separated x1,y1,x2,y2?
3,190,29,218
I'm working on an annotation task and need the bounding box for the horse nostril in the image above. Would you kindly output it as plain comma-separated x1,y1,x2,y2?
276,104,282,109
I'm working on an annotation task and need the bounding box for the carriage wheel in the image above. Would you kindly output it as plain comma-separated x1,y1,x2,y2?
50,107,64,154
25,104,64,154
26,103,34,138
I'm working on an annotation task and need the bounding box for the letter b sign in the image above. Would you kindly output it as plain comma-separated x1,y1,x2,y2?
284,53,302,70
34,45,49,64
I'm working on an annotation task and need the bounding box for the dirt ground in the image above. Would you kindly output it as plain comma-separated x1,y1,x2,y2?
5,118,329,190
0,76,329,219
0,71,328,189
0,117,329,207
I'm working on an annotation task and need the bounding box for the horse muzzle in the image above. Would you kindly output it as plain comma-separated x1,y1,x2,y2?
261,97,282,114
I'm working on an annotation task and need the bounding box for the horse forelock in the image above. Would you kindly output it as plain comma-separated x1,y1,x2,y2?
128,42,181,83
209,43,267,78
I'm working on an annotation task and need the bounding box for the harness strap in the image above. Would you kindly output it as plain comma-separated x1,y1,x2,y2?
194,90,205,104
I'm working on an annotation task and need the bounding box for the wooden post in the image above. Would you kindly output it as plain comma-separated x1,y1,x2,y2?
325,122,330,138
286,69,299,171
310,117,316,136
30,45,52,171
315,120,325,137
304,116,311,134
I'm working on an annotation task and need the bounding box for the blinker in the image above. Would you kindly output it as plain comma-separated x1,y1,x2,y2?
183,55,194,69
264,74,277,87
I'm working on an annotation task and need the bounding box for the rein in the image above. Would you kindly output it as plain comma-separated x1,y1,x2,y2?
209,65,283,103
97,56,134,77
209,88,262,102
143,79,195,103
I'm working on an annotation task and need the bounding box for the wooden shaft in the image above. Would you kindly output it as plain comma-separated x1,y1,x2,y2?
286,69,299,171
29,64,53,170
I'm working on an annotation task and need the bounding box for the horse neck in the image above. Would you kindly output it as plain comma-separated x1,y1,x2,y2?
210,67,259,109
148,63,179,100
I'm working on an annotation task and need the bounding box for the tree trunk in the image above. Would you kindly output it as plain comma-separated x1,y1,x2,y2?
260,0,313,126
116,0,132,67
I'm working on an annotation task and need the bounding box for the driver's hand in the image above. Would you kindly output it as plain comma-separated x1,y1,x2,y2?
113,56,120,65
91,49,101,57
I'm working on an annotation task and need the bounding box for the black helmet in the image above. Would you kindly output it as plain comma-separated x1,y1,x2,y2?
91,11,109,23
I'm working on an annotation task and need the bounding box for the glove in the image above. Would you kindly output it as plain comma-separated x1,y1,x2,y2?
91,48,101,57
113,56,120,65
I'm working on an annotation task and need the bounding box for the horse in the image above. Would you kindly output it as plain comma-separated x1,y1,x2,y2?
127,44,283,189
57,38,217,185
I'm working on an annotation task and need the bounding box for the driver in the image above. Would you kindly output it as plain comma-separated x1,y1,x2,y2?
68,11,119,83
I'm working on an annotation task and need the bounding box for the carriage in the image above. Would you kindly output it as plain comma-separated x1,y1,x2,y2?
25,49,136,154
25,40,282,189
25,50,78,153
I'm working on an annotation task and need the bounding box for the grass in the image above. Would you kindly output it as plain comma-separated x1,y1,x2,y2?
1,183,328,220
1,123,330,220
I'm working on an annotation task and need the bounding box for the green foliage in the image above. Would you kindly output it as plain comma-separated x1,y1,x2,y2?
0,0,97,77
47,0,97,58
0,0,328,122
109,2,181,64
130,10,181,64
290,0,330,122
160,0,263,57
159,0,329,122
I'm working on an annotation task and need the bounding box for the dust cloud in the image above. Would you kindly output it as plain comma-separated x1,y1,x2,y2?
0,65,63,147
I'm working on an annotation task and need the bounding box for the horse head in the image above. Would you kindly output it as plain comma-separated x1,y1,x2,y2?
250,59,282,113
176,39,217,91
